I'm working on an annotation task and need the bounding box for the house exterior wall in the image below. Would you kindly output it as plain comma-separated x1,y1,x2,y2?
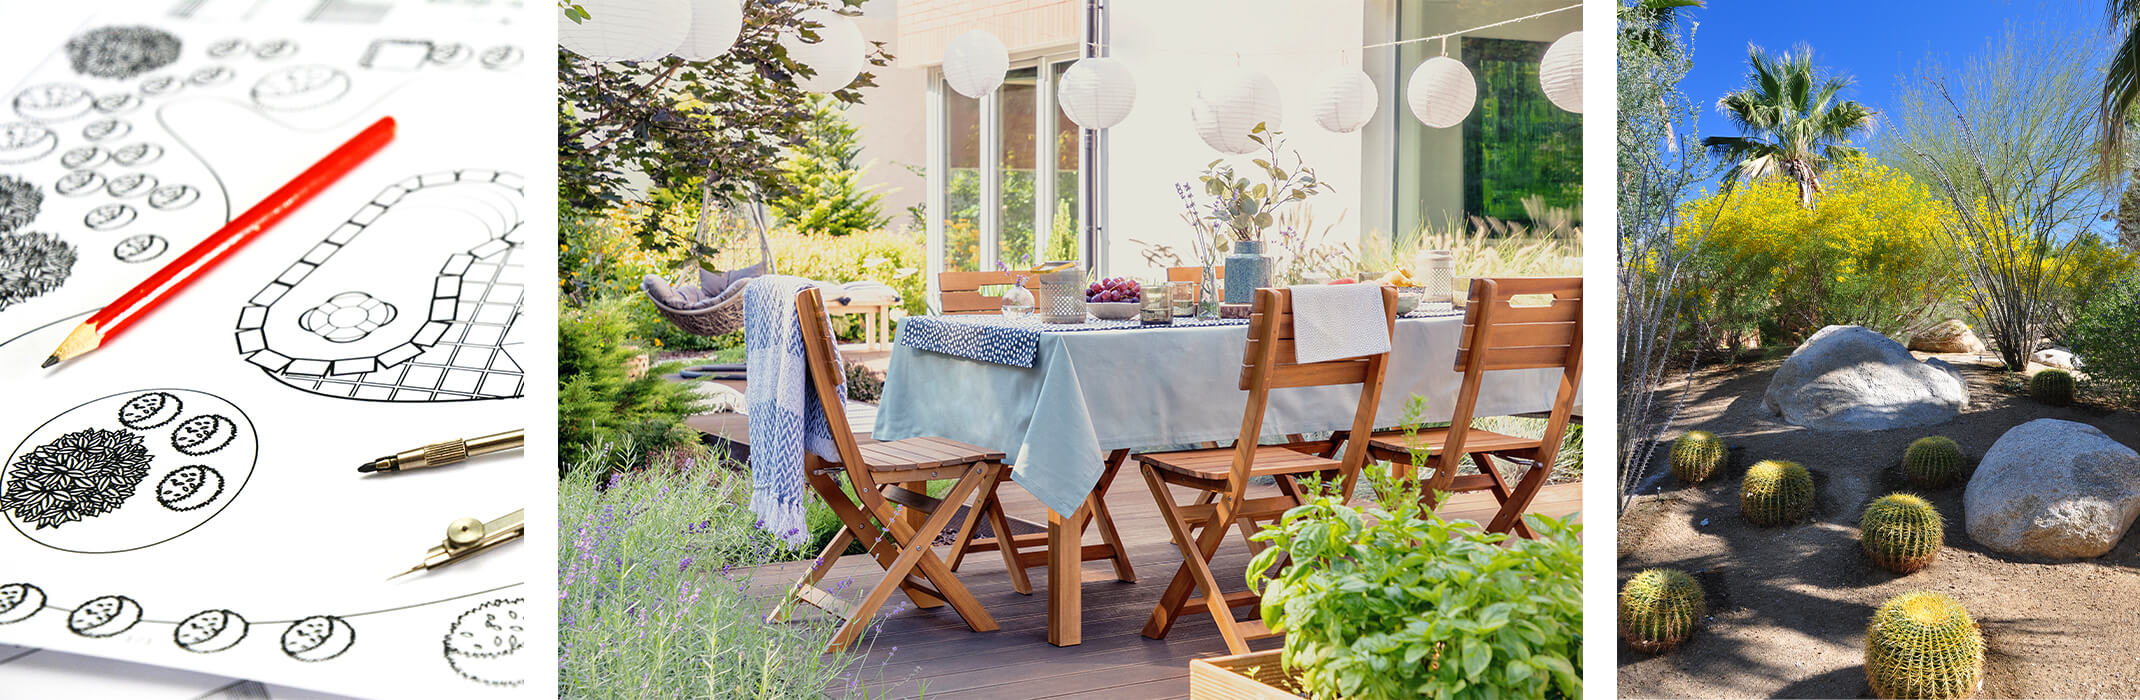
851,12,931,233
1099,0,1369,279
896,0,1083,69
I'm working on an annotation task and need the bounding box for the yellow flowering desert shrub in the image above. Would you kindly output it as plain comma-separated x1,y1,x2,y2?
1677,157,1961,347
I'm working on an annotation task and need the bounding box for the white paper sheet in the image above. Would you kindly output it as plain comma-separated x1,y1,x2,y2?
0,643,355,699
0,5,542,697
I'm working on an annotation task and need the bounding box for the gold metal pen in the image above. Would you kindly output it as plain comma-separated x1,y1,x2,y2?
390,509,525,580
358,428,523,473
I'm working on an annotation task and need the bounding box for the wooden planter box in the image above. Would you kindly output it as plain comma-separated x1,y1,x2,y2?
1189,650,1304,699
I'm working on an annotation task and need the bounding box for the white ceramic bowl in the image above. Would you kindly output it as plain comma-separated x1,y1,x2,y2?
1087,301,1140,321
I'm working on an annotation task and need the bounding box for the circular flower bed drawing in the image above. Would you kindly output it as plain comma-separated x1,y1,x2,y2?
0,231,77,312
0,427,153,529
65,27,183,80
300,291,397,343
1,389,255,553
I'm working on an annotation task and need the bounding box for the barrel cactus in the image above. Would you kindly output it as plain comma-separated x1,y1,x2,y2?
1670,431,1728,484
1619,568,1705,653
2030,369,2074,406
1865,592,1984,699
1741,460,1814,526
1903,436,1965,489
1861,493,1944,574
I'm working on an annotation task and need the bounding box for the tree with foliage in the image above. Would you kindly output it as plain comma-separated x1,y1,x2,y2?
1702,45,1876,206
1889,22,2118,370
1618,0,1724,510
766,95,890,236
557,0,891,223
2101,1,2140,170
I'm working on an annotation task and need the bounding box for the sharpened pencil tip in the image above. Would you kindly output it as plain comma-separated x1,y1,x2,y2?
39,355,57,368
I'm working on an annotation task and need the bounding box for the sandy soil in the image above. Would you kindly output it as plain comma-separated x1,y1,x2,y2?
1618,354,2140,699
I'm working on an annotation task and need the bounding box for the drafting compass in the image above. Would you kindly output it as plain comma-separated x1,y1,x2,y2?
390,509,524,579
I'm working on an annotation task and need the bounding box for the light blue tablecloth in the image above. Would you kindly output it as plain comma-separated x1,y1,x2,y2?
871,315,1574,515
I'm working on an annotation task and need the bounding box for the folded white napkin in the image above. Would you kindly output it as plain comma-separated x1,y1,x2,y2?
1287,284,1391,364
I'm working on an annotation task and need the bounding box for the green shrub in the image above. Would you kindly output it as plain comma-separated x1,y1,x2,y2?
1740,459,1814,526
2065,276,2140,406
1670,431,1727,484
1864,592,1983,700
766,96,890,238
1248,473,1582,700
1618,568,1705,653
1903,436,1966,489
559,296,704,474
1860,493,1943,574
2030,368,2075,406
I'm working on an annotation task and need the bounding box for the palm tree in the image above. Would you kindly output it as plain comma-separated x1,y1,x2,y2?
1702,45,1876,206
2102,0,2139,173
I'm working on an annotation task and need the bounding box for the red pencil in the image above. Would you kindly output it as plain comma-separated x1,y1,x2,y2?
42,116,397,368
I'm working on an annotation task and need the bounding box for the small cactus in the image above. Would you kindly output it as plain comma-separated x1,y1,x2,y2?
1619,568,1705,653
2031,369,2075,406
1670,431,1728,484
1865,592,1984,699
1861,493,1944,574
1903,436,1966,489
1741,459,1814,526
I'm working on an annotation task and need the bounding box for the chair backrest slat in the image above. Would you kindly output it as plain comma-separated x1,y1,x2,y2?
1430,277,1583,495
1228,286,1397,498
938,270,1038,315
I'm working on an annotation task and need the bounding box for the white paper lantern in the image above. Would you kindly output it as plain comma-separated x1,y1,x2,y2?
942,30,1009,98
1539,31,1583,113
1189,68,1283,154
558,0,691,63
676,0,745,61
1057,57,1136,130
780,9,865,93
1309,67,1377,133
1406,56,1475,129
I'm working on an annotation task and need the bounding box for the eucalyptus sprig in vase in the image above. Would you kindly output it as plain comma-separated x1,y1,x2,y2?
1178,123,1330,304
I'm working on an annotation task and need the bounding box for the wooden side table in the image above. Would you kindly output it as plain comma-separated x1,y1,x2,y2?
823,297,893,351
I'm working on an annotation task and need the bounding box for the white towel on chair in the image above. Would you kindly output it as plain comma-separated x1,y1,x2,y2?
1287,283,1391,364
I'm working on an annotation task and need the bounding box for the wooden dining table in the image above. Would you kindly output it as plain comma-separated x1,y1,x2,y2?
871,309,1573,646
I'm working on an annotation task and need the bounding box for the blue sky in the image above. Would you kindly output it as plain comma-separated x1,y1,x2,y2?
1676,0,2107,145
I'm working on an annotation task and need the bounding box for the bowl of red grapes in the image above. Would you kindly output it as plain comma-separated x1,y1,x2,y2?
1085,277,1142,320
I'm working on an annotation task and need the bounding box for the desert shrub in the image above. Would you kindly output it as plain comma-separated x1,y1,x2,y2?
1903,436,1966,489
1740,459,1814,526
1864,592,1983,700
2065,275,2140,406
1669,431,1727,484
1619,568,1704,653
1249,471,1582,700
560,296,705,473
2030,368,2075,406
1860,493,1943,574
1676,157,1961,348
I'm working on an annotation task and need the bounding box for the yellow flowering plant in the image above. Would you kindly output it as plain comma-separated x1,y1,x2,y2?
1676,157,1961,347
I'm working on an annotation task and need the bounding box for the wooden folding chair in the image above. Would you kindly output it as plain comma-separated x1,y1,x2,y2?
1136,286,1398,654
926,270,1136,595
1364,277,1581,539
767,287,1005,653
937,270,1040,315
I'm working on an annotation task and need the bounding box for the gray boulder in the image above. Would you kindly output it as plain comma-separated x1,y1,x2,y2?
1965,419,2140,559
1762,325,1968,430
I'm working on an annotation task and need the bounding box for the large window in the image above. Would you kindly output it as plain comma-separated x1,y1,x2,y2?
929,54,1084,283
1391,0,1581,235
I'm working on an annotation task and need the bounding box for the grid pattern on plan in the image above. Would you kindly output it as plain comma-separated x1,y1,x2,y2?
270,243,523,401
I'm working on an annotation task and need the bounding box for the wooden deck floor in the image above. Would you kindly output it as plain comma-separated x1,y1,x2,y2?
740,472,1582,699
